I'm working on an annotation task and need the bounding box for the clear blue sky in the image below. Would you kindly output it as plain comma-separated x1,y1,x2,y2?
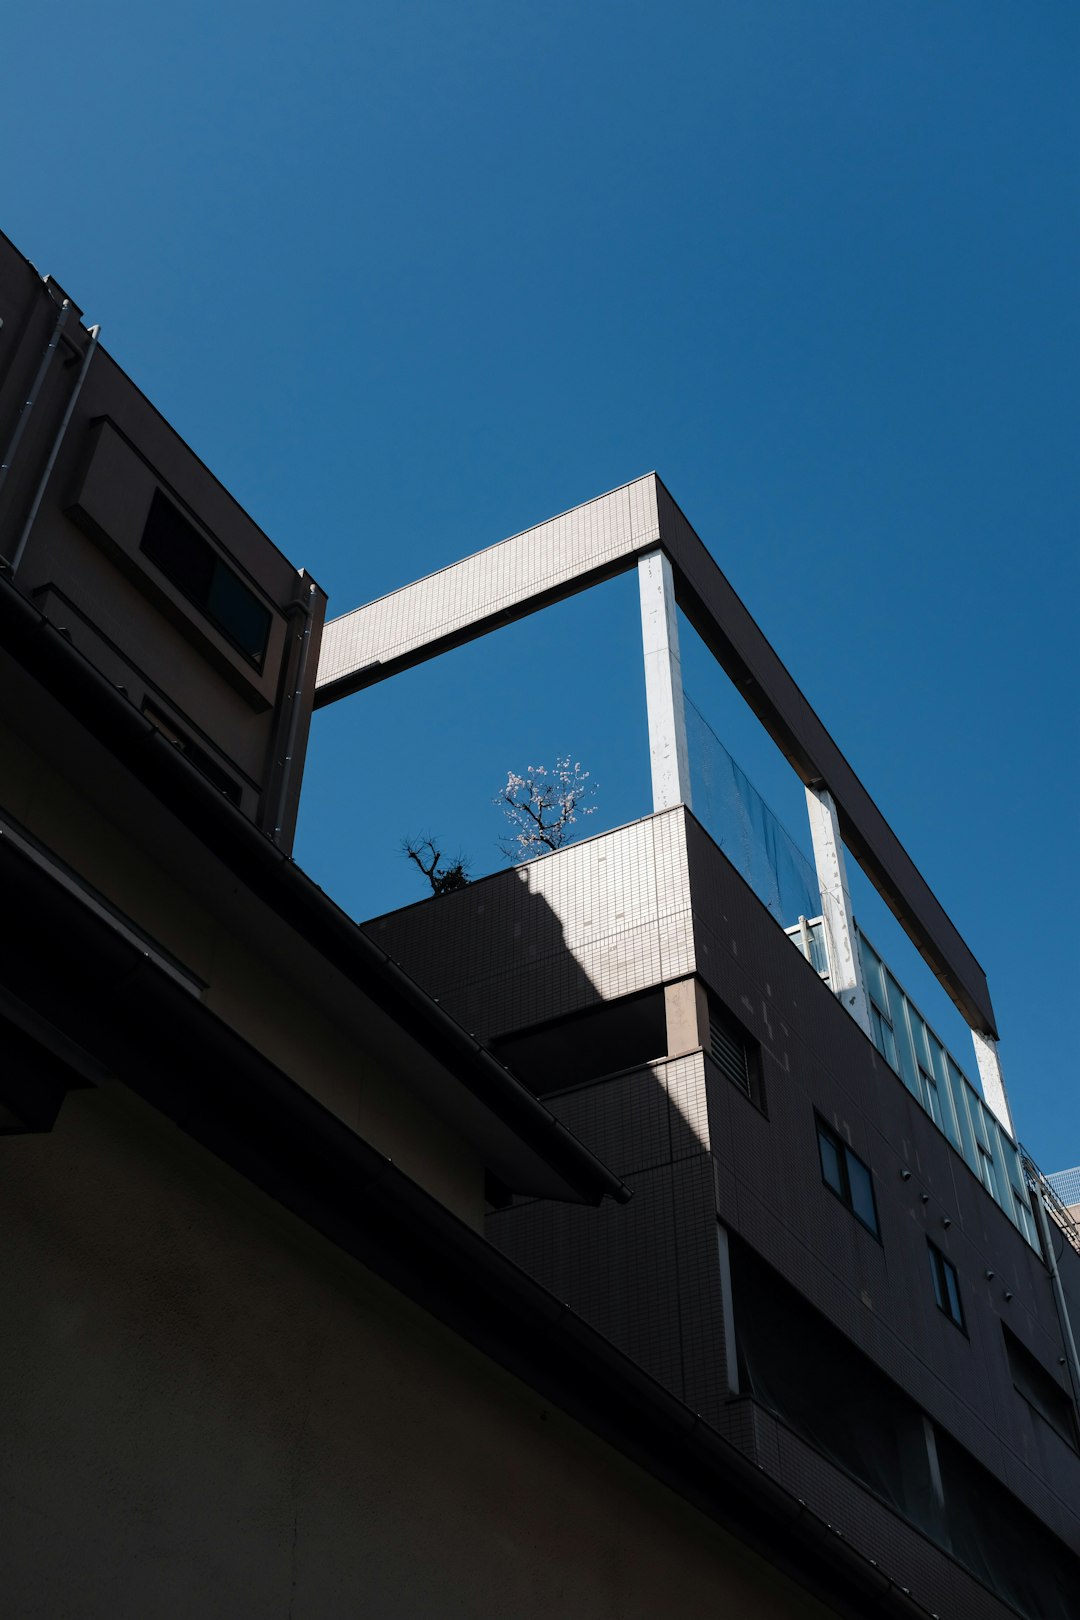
5,1,1077,1169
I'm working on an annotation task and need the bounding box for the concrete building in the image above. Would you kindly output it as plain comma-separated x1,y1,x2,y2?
2,226,1078,1618
333,487,1080,1618
1047,1168,1080,1233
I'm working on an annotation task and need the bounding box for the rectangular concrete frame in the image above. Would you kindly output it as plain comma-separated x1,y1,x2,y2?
316,473,996,1037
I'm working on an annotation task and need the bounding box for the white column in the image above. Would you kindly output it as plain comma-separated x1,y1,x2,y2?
971,1029,1016,1138
805,784,872,1036
638,550,692,812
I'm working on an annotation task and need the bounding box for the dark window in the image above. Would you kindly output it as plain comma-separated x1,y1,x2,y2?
491,989,667,1094
934,1426,1080,1620
731,1235,942,1540
1003,1325,1078,1449
816,1116,879,1237
731,1236,1080,1620
928,1241,966,1332
140,490,271,666
142,701,243,805
709,1001,764,1111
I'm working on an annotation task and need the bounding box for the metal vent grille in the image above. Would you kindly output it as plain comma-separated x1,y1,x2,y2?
711,1016,751,1098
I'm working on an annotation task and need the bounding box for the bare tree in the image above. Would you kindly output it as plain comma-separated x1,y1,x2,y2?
495,757,597,859
402,836,471,896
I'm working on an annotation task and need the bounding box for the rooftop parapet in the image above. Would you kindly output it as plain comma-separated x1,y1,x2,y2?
318,472,1007,1113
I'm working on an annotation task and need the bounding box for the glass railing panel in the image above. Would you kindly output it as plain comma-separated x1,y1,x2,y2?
860,935,885,1008
784,917,832,979
685,692,819,928
946,1057,979,1176
806,920,829,976
928,1033,963,1153
885,969,921,1100
854,927,1035,1249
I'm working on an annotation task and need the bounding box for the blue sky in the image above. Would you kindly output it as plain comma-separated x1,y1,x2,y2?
5,1,1077,1168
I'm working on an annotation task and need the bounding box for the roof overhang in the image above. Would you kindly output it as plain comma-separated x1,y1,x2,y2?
0,568,630,1206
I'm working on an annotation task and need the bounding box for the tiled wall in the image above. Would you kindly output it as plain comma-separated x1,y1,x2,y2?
488,1054,728,1425
684,812,1080,1553
319,475,660,691
365,809,694,1038
367,805,1080,1562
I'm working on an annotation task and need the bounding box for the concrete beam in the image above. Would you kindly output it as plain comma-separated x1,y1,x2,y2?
971,1029,1016,1138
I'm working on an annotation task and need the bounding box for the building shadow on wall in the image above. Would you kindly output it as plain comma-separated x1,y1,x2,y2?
362,860,723,1417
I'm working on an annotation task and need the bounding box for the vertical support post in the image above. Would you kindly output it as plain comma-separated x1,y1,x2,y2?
638,550,692,813
664,976,710,1060
805,784,871,1036
920,1416,946,1539
1029,1171,1080,1415
716,1223,740,1395
971,1029,1016,1138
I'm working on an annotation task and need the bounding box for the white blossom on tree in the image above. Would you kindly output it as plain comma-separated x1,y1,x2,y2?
495,757,597,859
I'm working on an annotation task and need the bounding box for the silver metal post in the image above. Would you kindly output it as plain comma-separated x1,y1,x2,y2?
11,323,100,575
0,297,71,520
1029,1169,1080,1416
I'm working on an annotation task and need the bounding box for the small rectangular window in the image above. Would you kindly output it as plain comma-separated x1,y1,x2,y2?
141,490,272,666
847,1154,878,1231
928,1242,966,1333
491,989,667,1094
815,1116,879,1238
819,1131,845,1197
709,1001,765,1112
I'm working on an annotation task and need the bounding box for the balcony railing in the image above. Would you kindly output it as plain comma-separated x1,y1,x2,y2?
1026,1156,1080,1256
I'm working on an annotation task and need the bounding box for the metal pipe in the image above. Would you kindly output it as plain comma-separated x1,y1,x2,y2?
11,322,100,575
271,578,315,846
0,297,72,518
1030,1169,1080,1412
